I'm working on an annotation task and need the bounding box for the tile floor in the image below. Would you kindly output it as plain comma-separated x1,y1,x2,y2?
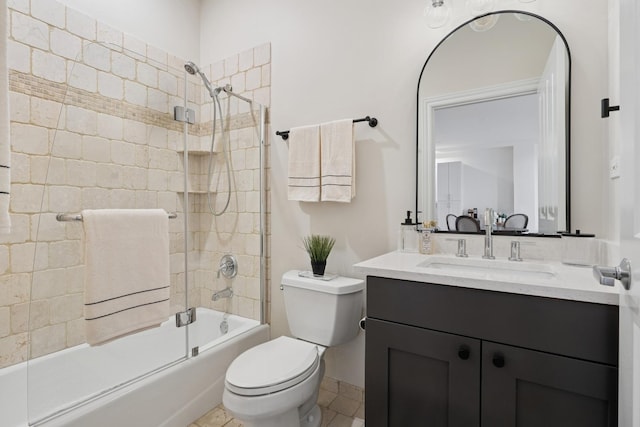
190,377,365,427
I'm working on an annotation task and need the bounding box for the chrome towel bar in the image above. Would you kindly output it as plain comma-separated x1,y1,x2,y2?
56,211,178,222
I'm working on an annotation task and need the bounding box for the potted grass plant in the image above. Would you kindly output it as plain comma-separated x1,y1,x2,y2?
302,234,336,277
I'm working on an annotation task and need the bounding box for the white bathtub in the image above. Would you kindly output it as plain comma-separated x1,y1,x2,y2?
1,308,269,427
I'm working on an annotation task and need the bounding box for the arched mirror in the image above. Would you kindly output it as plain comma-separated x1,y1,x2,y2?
416,11,570,234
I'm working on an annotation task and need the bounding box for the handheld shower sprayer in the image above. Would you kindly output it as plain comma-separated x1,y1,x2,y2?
183,60,233,216
183,61,199,75
184,61,219,98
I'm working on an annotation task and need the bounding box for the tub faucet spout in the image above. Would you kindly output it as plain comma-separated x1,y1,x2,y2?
212,287,234,301
483,208,495,260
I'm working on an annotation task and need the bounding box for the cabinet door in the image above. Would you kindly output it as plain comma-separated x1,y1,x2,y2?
366,318,480,427
482,342,617,427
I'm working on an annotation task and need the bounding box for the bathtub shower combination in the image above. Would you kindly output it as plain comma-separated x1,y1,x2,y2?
2,37,269,427
3,309,268,427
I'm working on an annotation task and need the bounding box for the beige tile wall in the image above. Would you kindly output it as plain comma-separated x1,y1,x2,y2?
0,0,271,370
190,45,271,322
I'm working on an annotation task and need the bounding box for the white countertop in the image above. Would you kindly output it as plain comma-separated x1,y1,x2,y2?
353,251,620,305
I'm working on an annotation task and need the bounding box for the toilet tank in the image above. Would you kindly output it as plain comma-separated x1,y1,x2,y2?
281,270,364,347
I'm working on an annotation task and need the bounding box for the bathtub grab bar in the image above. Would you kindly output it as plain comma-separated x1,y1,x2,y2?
56,211,178,222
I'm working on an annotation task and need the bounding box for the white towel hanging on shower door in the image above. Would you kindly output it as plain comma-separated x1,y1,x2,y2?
83,209,170,345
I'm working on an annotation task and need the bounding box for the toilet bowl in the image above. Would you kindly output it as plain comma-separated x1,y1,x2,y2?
223,336,326,427
222,271,364,427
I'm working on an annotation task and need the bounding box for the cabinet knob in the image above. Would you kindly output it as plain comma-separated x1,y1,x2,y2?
492,353,505,368
458,345,470,360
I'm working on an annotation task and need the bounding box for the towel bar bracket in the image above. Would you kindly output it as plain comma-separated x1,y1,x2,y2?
175,307,197,328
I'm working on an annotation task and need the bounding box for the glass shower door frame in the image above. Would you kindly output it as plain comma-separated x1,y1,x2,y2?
26,41,191,425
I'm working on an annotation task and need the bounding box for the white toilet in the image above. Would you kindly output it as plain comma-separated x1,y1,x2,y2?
222,270,364,427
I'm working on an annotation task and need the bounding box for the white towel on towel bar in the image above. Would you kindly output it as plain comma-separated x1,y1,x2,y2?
287,124,321,202
82,209,170,345
320,119,355,202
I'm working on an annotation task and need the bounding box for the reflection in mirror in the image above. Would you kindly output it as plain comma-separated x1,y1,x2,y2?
417,11,570,234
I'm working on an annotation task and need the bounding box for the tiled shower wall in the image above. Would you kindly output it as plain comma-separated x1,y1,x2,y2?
190,48,271,322
0,0,271,369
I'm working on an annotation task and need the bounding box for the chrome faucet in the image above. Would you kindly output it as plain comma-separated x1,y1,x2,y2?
212,287,234,301
509,241,523,262
483,208,495,259
456,238,468,257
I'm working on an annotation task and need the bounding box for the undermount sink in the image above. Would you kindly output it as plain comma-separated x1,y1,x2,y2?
417,256,556,280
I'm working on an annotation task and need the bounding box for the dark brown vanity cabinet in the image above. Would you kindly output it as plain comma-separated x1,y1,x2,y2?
365,276,619,427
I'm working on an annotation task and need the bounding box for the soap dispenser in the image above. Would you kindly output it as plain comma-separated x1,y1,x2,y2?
399,211,418,252
420,220,437,254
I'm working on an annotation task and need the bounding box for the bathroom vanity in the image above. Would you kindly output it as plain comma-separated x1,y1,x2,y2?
355,251,619,427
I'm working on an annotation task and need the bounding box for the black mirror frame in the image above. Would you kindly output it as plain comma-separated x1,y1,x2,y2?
415,10,572,234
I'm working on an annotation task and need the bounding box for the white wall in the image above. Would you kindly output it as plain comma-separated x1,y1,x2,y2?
607,0,621,245
55,0,201,60
199,0,610,388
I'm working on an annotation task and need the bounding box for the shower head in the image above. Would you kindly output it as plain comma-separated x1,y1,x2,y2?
184,61,216,98
184,61,199,75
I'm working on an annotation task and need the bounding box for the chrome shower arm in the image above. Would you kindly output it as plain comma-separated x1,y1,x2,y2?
222,85,252,104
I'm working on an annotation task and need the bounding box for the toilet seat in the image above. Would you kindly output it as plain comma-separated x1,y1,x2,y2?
225,336,321,396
